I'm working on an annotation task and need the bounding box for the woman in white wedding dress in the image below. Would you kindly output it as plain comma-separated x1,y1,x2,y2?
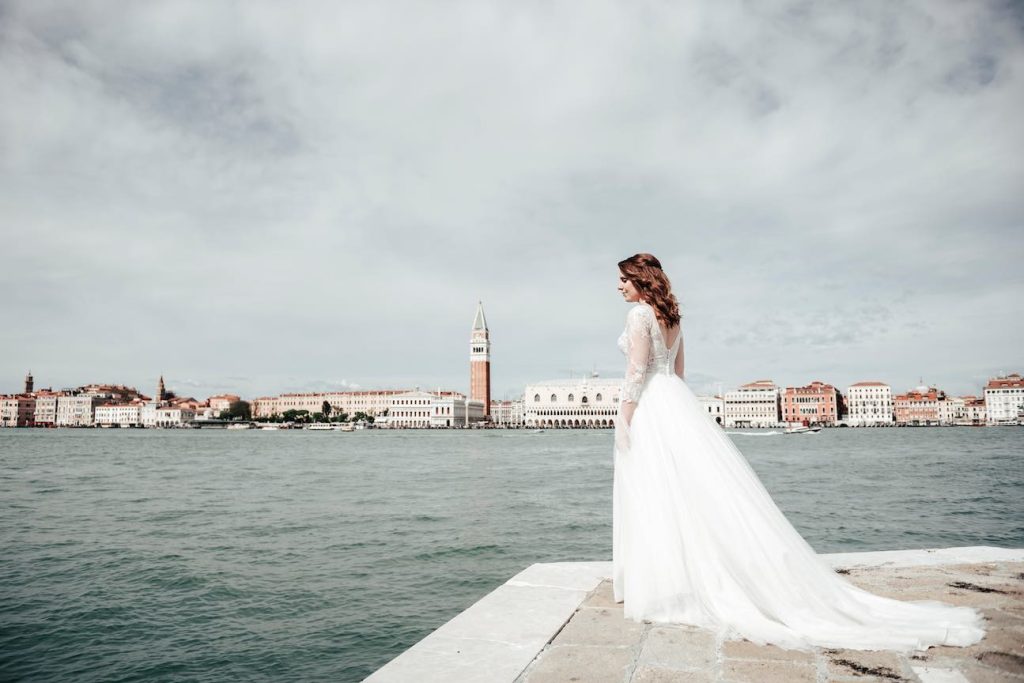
611,252,985,652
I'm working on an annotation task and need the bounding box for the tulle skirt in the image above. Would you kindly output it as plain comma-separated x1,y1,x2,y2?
612,372,986,652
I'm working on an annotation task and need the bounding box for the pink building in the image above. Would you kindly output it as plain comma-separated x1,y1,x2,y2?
893,387,946,426
781,381,839,426
208,394,241,414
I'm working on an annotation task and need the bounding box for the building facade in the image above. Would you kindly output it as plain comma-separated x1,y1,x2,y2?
208,394,240,415
782,381,840,426
697,395,724,426
1,396,36,427
845,382,894,426
470,301,491,417
382,390,481,428
955,396,987,426
893,386,946,426
490,399,525,427
95,403,143,427
56,395,101,427
523,376,621,428
32,392,61,427
984,373,1024,425
724,380,781,428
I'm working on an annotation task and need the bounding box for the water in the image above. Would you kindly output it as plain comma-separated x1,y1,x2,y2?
1,427,1021,681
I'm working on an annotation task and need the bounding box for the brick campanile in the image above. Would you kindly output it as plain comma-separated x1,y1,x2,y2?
470,301,491,416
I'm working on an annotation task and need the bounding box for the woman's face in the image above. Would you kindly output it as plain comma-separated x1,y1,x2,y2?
618,271,642,303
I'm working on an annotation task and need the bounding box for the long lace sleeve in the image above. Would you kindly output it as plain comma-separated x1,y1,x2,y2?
621,305,653,403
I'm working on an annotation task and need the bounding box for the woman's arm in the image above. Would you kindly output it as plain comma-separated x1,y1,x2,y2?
674,329,685,379
620,306,653,426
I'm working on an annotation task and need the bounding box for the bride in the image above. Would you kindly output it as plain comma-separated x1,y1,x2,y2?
611,252,985,652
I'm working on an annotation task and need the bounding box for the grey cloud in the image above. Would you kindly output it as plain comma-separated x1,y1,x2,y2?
1,0,1021,400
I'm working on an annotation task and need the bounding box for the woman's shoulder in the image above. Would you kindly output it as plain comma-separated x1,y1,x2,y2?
626,303,656,323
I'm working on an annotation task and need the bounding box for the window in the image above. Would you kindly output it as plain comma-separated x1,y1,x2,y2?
568,394,574,402
550,394,557,402
534,394,540,402
596,393,603,402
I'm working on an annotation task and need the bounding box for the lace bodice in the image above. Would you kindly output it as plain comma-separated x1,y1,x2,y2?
618,303,680,403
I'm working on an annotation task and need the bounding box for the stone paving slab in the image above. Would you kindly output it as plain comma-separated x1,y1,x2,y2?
366,547,1024,682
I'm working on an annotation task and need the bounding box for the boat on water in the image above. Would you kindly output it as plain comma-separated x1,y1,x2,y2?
226,423,252,430
533,429,545,433
260,426,279,431
337,423,355,432
306,424,336,431
785,425,822,434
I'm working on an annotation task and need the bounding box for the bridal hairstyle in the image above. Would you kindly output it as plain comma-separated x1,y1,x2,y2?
618,253,681,327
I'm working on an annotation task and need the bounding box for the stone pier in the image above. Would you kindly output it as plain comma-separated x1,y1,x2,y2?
366,547,1024,682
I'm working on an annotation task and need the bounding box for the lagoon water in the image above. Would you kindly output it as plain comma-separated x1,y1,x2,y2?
1,427,1022,681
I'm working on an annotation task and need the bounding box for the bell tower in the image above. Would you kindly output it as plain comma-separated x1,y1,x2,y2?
24,371,33,394
469,301,491,416
157,375,166,403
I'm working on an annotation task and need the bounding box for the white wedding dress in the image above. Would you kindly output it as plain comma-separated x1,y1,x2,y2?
612,302,986,652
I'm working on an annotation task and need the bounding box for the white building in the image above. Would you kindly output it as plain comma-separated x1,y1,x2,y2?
33,392,61,427
523,376,621,428
697,395,724,426
939,396,963,426
154,406,196,427
985,373,1024,425
56,395,101,427
955,397,987,426
845,382,894,426
724,380,781,429
490,399,525,427
384,390,481,428
95,403,143,427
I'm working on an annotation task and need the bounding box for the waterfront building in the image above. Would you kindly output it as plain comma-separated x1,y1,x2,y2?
95,402,144,428
724,380,781,429
470,301,492,417
697,395,724,426
268,390,410,419
251,396,279,419
985,373,1024,425
940,396,963,426
893,385,946,426
1,395,36,427
383,390,476,428
845,382,894,426
782,381,840,426
141,402,158,427
32,391,62,427
523,375,622,428
56,395,102,427
490,399,525,427
154,405,196,427
208,394,240,415
955,396,987,426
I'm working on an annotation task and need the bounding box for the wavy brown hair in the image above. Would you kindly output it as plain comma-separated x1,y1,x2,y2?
618,253,681,327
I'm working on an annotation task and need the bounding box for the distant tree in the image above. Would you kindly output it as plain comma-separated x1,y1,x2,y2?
283,409,311,423
312,412,325,422
322,401,332,419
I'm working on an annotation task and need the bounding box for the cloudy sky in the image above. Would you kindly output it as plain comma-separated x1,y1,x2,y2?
1,0,1021,401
